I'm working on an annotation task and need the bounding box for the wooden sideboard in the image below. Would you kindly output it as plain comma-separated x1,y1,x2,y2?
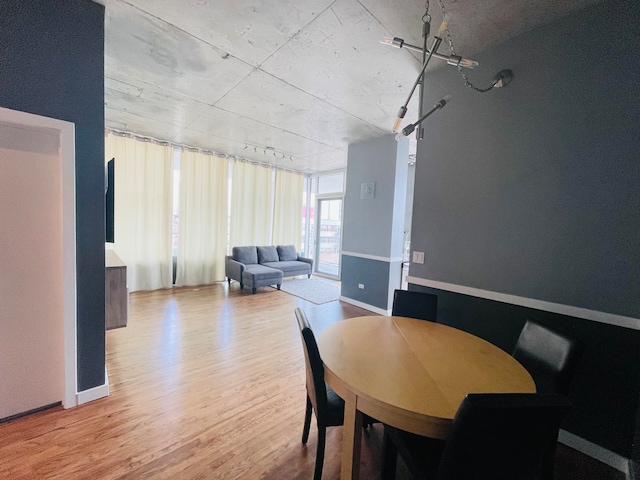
105,249,128,330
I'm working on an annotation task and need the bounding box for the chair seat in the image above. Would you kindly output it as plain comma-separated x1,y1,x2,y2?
384,425,445,479
325,383,345,426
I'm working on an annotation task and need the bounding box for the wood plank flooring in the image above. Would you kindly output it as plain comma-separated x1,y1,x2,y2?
0,281,625,479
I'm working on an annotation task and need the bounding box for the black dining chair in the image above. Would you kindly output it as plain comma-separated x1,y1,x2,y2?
391,289,438,322
295,307,346,480
511,319,584,480
383,393,572,480
512,319,585,396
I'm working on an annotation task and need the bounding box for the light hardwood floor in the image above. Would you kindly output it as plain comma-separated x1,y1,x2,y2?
0,280,624,479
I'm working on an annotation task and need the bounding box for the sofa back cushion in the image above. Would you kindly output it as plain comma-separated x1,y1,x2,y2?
277,244,298,261
232,246,258,265
257,246,279,264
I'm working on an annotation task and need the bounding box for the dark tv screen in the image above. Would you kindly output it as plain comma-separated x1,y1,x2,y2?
105,158,114,243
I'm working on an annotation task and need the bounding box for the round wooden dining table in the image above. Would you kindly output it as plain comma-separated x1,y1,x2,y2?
317,315,536,480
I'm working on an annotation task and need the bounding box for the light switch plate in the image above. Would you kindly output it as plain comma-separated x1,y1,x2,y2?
360,182,375,199
412,251,425,264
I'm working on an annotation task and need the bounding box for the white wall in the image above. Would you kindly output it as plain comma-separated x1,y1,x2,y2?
0,122,65,419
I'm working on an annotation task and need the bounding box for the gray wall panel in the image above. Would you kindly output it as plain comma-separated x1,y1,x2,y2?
341,255,391,309
409,0,640,319
343,135,407,257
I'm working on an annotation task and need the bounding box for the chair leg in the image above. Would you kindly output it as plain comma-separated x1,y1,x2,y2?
252,287,256,294
314,423,326,480
302,396,312,444
277,283,281,290
381,427,398,480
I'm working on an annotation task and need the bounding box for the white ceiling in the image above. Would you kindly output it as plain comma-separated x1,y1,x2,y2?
98,0,599,174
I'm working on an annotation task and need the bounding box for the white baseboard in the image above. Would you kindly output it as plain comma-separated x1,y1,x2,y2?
76,367,109,406
339,296,388,316
559,429,631,478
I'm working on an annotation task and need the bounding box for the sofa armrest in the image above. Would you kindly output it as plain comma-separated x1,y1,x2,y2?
225,255,245,282
297,256,313,269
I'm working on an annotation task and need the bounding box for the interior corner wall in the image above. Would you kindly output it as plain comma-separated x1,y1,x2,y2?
408,0,640,461
341,135,408,310
0,0,106,391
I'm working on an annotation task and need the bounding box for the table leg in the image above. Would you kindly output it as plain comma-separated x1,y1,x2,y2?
341,390,362,480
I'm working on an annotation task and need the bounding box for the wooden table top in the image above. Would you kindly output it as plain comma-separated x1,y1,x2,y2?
318,315,535,438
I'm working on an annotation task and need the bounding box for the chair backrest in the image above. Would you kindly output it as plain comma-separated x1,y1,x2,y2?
294,307,328,422
513,320,584,395
391,289,438,322
436,393,572,480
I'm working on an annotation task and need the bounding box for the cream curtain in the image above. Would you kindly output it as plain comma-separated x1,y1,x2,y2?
175,150,229,286
272,170,304,247
105,133,173,292
229,161,273,247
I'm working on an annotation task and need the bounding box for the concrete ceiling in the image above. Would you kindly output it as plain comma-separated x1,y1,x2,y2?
98,0,599,174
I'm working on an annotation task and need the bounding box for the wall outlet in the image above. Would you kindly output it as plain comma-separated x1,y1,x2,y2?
412,251,425,264
358,283,365,289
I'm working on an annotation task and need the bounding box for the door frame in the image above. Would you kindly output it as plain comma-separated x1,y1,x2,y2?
314,195,344,280
0,107,77,410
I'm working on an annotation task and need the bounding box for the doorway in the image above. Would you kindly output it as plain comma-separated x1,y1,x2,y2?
0,107,77,419
315,197,342,278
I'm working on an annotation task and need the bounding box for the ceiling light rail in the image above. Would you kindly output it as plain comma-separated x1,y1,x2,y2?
234,157,301,175
243,143,295,163
107,129,172,147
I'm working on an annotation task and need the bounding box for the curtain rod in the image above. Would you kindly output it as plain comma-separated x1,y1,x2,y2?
105,128,306,176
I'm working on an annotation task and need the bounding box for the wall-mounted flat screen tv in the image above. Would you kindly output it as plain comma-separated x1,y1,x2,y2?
105,158,114,243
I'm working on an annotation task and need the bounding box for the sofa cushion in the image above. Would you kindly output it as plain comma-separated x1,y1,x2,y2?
243,264,283,282
232,246,258,265
257,246,279,264
262,260,311,275
277,244,298,261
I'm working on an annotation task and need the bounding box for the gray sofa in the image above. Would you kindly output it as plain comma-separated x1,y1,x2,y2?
225,245,313,294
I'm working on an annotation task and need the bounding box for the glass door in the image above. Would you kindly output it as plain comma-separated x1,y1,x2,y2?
315,197,342,278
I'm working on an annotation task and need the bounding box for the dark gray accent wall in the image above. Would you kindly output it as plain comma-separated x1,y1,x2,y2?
0,0,106,391
634,405,640,480
410,0,640,319
341,255,393,309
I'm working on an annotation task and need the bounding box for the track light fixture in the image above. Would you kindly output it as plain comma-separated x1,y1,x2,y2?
244,143,294,164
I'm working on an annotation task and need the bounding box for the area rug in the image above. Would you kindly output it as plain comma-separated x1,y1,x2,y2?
276,278,340,304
